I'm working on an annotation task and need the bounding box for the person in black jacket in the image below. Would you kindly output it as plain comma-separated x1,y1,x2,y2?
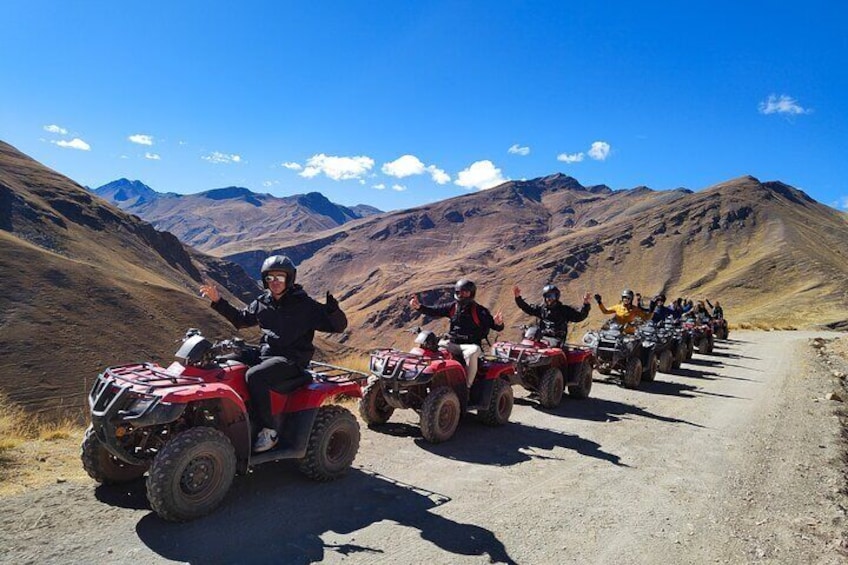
200,255,347,453
513,284,591,346
409,278,504,387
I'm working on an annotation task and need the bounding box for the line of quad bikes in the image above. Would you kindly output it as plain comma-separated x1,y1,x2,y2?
82,313,729,522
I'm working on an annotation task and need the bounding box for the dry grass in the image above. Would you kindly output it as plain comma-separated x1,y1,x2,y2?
0,394,88,496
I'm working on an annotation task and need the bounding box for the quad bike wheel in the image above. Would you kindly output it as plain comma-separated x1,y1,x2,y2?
642,351,658,382
420,386,461,443
478,378,513,426
622,356,643,389
698,336,711,355
80,425,148,485
685,340,694,360
658,349,675,373
672,346,685,370
358,381,394,426
567,359,594,399
299,405,360,481
146,426,236,522
538,367,565,408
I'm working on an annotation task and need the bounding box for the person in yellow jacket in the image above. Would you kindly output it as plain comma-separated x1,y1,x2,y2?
593,289,651,333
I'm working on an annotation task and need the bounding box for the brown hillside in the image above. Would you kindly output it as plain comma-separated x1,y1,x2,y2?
0,141,260,414
221,174,848,351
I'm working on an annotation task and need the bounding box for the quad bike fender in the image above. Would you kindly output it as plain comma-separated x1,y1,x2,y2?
283,380,363,412
481,361,515,381
427,361,467,389
564,346,594,364
160,383,248,413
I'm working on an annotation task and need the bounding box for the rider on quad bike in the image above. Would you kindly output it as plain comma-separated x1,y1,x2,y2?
512,284,591,347
200,254,347,453
409,278,504,388
594,289,652,332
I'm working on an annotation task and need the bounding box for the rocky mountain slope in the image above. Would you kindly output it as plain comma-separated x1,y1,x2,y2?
223,173,848,350
92,179,381,253
0,141,261,414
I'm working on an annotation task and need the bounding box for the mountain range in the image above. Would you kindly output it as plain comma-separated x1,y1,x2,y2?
3,138,847,414
92,179,380,254
223,173,848,352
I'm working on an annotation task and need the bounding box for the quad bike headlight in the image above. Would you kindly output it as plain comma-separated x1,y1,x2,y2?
121,394,158,417
582,332,598,348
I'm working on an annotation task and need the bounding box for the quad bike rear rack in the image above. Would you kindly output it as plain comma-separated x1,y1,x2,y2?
308,360,369,385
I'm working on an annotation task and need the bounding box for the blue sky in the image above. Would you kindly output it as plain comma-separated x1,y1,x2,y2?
2,1,846,212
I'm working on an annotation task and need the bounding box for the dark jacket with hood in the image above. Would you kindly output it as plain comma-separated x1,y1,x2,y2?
514,296,590,340
211,284,347,367
418,300,504,346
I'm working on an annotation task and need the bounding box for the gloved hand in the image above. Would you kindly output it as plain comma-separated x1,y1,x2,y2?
594,294,602,304
325,291,339,313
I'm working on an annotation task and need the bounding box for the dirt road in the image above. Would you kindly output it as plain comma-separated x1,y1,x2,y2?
2,330,847,564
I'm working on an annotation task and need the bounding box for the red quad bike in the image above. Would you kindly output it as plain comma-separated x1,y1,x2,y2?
81,329,366,522
491,326,595,408
358,330,515,443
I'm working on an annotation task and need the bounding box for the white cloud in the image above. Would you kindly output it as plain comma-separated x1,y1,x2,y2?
281,161,303,171
202,151,242,164
427,165,450,184
52,138,90,151
836,196,848,210
43,124,67,135
263,180,280,188
455,160,507,190
588,141,611,161
382,154,451,184
300,153,374,180
373,183,386,190
508,144,530,156
145,152,161,160
129,134,154,146
557,152,584,164
392,184,407,192
759,94,810,115
382,154,425,178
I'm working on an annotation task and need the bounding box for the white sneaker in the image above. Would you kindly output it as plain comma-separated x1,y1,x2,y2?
253,428,278,453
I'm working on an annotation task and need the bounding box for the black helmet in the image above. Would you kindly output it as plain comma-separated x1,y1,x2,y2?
542,284,560,301
260,255,296,289
414,330,439,351
454,279,476,302
621,289,634,300
655,293,667,303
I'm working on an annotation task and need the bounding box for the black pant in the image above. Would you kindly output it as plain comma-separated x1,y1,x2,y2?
245,356,309,430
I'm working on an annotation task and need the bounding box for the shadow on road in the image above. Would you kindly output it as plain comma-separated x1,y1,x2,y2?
540,396,704,429
641,379,745,400
134,468,517,564
94,478,149,510
415,418,626,468
667,367,722,380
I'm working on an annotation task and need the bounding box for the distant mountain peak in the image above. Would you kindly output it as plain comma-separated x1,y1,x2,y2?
201,186,257,200
92,178,158,203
